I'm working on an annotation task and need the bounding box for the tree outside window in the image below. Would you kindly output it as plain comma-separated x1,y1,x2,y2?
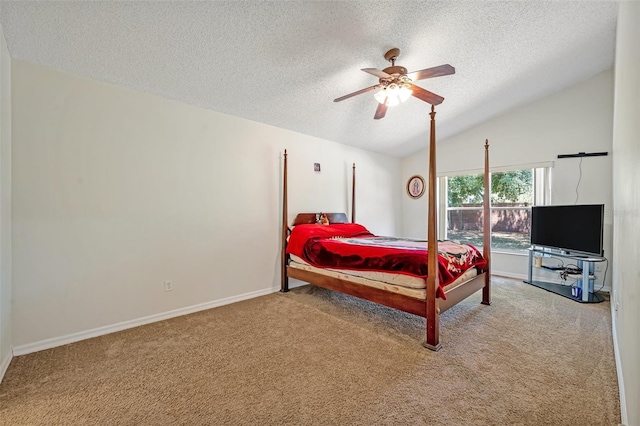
445,169,536,251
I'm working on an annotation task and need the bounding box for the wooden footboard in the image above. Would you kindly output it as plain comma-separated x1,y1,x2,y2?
440,273,487,314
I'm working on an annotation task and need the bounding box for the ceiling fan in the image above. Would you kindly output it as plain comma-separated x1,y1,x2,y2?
334,48,455,120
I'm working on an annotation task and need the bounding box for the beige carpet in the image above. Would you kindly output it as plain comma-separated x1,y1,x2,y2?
0,277,620,425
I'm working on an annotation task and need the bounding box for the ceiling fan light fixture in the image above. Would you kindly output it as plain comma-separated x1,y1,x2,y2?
399,85,412,102
374,83,411,106
374,89,387,104
386,92,400,107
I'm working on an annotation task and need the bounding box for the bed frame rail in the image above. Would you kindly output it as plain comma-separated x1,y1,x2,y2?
287,266,426,317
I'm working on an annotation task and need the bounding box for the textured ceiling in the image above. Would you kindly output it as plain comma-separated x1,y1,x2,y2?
0,1,618,157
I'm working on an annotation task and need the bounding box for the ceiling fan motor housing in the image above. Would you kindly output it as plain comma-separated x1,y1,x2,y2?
382,65,408,76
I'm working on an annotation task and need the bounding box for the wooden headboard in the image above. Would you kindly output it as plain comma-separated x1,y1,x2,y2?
292,213,349,226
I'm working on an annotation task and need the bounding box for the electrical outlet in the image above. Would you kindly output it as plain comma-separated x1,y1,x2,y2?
164,281,173,292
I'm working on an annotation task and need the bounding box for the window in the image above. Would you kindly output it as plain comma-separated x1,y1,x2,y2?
439,166,550,252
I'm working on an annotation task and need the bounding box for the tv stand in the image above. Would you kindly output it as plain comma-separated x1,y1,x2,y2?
524,247,605,303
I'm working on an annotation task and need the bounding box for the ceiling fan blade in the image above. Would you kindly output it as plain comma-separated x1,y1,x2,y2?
409,84,445,105
407,64,455,81
334,85,380,102
362,68,391,79
374,100,388,120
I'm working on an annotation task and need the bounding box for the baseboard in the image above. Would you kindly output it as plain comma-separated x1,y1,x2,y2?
13,286,281,356
611,302,628,425
288,278,309,289
492,270,528,280
0,351,12,384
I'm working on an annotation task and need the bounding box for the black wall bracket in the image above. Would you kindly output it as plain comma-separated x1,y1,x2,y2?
557,151,608,159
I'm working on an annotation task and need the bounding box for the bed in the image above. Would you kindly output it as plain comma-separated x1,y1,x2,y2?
280,107,491,350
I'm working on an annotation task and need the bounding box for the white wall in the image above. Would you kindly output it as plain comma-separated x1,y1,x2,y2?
0,23,12,381
401,71,614,287
611,2,640,424
11,60,401,349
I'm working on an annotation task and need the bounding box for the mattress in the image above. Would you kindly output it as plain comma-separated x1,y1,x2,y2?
288,255,478,300
289,254,425,288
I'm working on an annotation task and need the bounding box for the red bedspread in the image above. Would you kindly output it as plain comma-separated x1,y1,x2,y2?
286,223,487,299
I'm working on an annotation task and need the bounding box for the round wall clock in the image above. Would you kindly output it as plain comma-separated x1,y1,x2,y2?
407,175,426,199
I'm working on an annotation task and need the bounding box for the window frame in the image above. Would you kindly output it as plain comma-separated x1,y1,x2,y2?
438,163,552,254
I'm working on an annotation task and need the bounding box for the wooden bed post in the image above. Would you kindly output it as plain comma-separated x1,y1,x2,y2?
281,149,289,293
482,140,492,305
351,163,356,223
424,105,441,351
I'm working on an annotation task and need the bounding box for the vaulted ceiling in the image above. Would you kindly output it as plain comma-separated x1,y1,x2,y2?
0,1,618,157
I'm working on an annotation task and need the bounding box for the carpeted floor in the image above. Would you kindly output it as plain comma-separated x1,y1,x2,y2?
0,277,620,425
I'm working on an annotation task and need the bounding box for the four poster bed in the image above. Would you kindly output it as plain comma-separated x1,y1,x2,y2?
280,107,491,350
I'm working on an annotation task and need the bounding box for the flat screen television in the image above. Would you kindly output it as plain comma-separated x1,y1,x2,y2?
530,204,604,257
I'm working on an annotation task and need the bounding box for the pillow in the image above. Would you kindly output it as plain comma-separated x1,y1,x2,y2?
286,223,373,258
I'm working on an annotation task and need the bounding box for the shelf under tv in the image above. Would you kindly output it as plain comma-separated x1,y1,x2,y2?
524,279,605,303
524,247,606,304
